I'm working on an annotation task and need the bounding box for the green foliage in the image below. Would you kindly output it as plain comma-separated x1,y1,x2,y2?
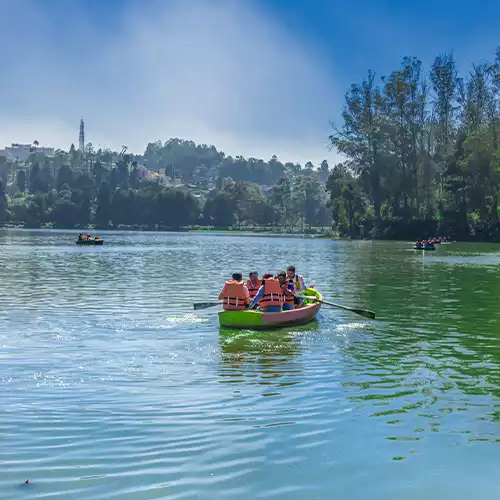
16,169,26,193
143,139,289,186
56,165,72,191
1,138,330,231
0,178,7,221
328,46,500,240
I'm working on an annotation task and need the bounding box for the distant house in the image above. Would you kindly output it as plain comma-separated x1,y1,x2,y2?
0,143,55,162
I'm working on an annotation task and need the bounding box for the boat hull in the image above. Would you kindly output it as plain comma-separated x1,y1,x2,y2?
76,239,104,245
218,289,322,330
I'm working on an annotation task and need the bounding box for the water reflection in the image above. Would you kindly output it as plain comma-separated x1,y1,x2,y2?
217,326,319,391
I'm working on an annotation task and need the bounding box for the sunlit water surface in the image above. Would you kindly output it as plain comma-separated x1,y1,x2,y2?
2,229,500,499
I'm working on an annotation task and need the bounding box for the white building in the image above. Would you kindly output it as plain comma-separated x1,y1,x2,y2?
0,143,55,162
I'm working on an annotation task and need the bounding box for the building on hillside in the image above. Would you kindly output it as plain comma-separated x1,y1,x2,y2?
0,143,55,162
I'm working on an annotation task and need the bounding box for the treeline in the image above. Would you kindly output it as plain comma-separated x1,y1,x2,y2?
143,139,330,186
328,47,500,240
0,141,330,230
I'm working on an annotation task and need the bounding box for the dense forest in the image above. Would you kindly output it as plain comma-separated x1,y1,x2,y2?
0,47,499,239
329,47,500,240
0,140,330,231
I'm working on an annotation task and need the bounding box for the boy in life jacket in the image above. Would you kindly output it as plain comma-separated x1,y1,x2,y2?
277,271,295,310
248,272,283,312
246,271,260,300
218,272,250,311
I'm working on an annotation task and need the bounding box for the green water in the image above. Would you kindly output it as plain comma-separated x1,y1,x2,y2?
2,229,500,499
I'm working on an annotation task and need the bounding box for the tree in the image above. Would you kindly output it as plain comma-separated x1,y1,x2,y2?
0,178,7,221
0,157,11,186
28,163,41,193
16,169,26,193
129,161,140,188
270,177,293,228
57,165,73,191
50,184,79,228
95,182,112,228
204,192,236,227
330,70,383,218
25,194,46,228
318,160,330,181
326,163,365,233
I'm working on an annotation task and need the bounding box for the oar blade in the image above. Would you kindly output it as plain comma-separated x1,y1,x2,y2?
352,308,376,320
309,296,376,320
193,301,220,310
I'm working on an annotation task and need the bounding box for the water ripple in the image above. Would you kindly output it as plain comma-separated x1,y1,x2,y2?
2,231,500,498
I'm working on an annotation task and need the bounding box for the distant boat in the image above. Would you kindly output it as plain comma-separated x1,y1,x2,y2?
414,244,435,251
76,236,104,245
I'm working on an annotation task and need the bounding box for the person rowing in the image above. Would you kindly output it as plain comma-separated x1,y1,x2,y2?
277,271,295,310
248,272,283,312
287,265,306,307
218,272,250,311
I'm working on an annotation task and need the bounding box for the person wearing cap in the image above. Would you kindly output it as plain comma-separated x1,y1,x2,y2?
248,272,283,312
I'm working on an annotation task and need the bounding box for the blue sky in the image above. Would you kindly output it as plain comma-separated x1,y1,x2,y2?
0,0,498,164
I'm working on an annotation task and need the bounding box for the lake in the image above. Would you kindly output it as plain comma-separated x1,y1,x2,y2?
2,229,500,499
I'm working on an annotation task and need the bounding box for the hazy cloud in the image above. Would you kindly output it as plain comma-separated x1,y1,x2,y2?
0,0,342,165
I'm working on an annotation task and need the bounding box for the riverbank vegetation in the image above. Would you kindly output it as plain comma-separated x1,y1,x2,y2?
0,141,330,232
329,48,500,240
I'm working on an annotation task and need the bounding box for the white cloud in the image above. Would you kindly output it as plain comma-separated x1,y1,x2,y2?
0,0,343,165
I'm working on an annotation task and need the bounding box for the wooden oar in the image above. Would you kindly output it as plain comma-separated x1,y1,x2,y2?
298,294,375,319
193,301,222,310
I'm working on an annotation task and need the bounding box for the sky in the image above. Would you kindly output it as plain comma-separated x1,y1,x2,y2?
0,0,499,165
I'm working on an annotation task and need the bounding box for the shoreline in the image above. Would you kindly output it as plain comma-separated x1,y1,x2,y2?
0,223,335,239
0,224,477,243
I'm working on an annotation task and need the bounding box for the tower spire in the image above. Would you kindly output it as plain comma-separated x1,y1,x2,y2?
79,117,85,152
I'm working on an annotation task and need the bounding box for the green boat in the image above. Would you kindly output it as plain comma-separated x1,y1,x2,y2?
218,288,322,330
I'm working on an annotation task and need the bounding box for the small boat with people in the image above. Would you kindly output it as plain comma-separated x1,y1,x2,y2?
76,233,104,245
194,266,375,330
414,235,453,250
414,240,435,251
219,288,322,329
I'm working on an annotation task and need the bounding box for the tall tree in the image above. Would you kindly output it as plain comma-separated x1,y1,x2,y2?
330,70,383,218
16,169,26,193
95,182,112,228
0,178,7,221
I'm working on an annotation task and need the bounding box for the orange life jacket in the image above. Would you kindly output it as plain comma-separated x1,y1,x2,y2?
260,278,283,308
247,279,260,299
220,280,248,311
